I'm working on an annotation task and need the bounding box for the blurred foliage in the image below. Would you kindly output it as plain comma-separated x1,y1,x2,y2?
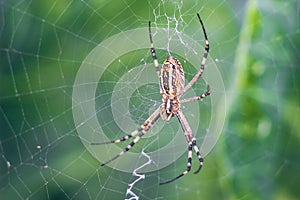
223,1,300,200
0,0,300,199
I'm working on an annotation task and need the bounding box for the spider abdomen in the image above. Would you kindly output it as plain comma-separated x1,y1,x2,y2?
159,56,185,97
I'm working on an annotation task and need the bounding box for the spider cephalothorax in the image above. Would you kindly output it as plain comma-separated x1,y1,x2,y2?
92,13,210,185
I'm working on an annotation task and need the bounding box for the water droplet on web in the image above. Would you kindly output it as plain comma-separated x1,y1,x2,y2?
6,161,11,169
42,165,49,169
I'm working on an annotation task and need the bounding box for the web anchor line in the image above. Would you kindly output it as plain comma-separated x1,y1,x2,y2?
125,150,152,200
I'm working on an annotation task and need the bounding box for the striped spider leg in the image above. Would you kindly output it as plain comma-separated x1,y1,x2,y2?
91,107,161,166
92,13,210,185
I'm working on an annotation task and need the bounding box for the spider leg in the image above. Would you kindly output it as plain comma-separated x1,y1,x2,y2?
180,85,210,103
177,110,204,174
160,110,204,184
160,142,193,185
148,21,161,77
180,13,209,96
191,138,204,174
100,131,145,166
94,107,161,166
90,128,142,145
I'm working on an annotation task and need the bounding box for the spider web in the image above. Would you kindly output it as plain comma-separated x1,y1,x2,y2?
1,0,300,199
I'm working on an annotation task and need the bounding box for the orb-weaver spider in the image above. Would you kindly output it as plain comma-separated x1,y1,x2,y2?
92,13,210,185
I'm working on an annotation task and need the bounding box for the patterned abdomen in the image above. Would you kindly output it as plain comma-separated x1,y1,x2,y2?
160,56,185,97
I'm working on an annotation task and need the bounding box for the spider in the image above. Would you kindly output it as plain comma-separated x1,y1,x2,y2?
91,13,210,185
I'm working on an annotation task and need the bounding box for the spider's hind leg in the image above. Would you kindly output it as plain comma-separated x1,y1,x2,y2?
91,106,161,166
90,128,142,145
160,142,193,185
191,138,204,174
160,110,204,185
99,131,145,166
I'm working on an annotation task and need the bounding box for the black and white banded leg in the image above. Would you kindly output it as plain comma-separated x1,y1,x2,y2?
160,110,204,184
160,142,193,185
180,13,209,97
180,85,211,104
191,138,204,174
91,107,161,166
148,21,161,77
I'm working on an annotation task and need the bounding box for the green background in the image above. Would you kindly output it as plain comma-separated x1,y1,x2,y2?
1,0,299,199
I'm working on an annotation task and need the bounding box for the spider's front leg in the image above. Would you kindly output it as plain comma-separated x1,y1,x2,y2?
148,21,161,78
179,13,209,97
